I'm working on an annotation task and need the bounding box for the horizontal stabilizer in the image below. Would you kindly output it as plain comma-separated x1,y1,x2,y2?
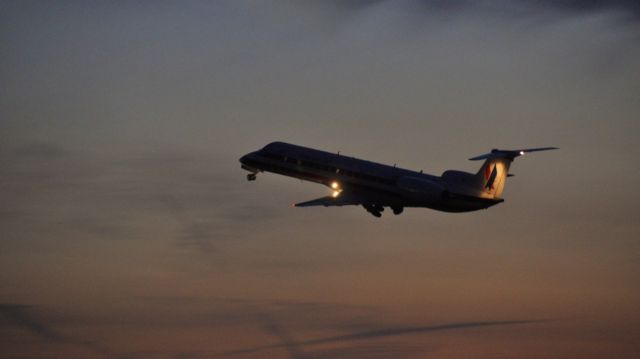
469,147,558,161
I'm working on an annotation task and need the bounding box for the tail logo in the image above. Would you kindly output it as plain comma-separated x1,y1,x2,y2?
484,164,498,191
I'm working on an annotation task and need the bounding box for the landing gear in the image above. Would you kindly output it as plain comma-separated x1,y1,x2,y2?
363,204,384,218
391,206,404,215
247,173,257,181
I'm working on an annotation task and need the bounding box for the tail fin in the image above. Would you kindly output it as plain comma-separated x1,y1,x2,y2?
470,147,558,199
474,157,511,199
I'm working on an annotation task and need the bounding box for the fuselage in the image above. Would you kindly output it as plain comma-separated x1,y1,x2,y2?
240,142,502,213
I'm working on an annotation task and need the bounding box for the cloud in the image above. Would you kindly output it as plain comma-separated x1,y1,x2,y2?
131,296,381,332
213,319,545,357
9,142,68,160
295,341,430,359
0,303,115,357
524,0,640,15
1,141,286,254
301,0,640,17
0,303,65,342
133,296,544,358
261,314,305,359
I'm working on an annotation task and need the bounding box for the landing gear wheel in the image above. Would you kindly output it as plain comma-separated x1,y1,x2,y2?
247,173,257,181
363,204,384,218
391,206,404,215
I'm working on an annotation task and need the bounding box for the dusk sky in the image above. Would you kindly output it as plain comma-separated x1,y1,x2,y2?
1,1,639,358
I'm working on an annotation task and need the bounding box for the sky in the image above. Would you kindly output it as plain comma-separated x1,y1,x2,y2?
1,1,639,358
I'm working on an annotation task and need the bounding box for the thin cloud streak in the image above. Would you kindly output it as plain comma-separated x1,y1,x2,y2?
0,303,65,342
261,314,306,359
0,303,116,358
214,319,545,357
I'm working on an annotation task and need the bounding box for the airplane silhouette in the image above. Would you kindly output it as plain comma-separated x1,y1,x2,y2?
240,142,557,217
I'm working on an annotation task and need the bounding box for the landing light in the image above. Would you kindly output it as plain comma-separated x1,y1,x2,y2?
331,181,340,189
332,190,340,198
519,151,525,155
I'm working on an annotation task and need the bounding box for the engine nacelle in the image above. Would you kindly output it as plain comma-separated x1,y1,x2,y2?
441,170,475,183
441,170,480,196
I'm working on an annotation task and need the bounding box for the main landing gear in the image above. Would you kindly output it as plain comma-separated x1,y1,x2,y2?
247,173,257,181
363,204,404,217
363,204,384,218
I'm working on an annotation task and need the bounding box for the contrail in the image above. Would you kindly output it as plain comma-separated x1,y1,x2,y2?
213,319,545,357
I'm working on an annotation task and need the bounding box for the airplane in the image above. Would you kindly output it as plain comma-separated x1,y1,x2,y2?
239,142,557,217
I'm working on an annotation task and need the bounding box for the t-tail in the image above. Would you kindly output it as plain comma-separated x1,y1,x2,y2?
469,147,558,199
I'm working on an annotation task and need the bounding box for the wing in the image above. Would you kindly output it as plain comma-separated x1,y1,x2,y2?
293,192,364,207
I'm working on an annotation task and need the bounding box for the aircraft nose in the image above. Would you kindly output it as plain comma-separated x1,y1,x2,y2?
239,151,257,164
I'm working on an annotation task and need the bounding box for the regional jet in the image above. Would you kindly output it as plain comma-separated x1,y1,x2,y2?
240,142,557,217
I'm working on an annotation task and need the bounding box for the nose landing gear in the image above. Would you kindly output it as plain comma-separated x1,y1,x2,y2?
247,173,257,181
